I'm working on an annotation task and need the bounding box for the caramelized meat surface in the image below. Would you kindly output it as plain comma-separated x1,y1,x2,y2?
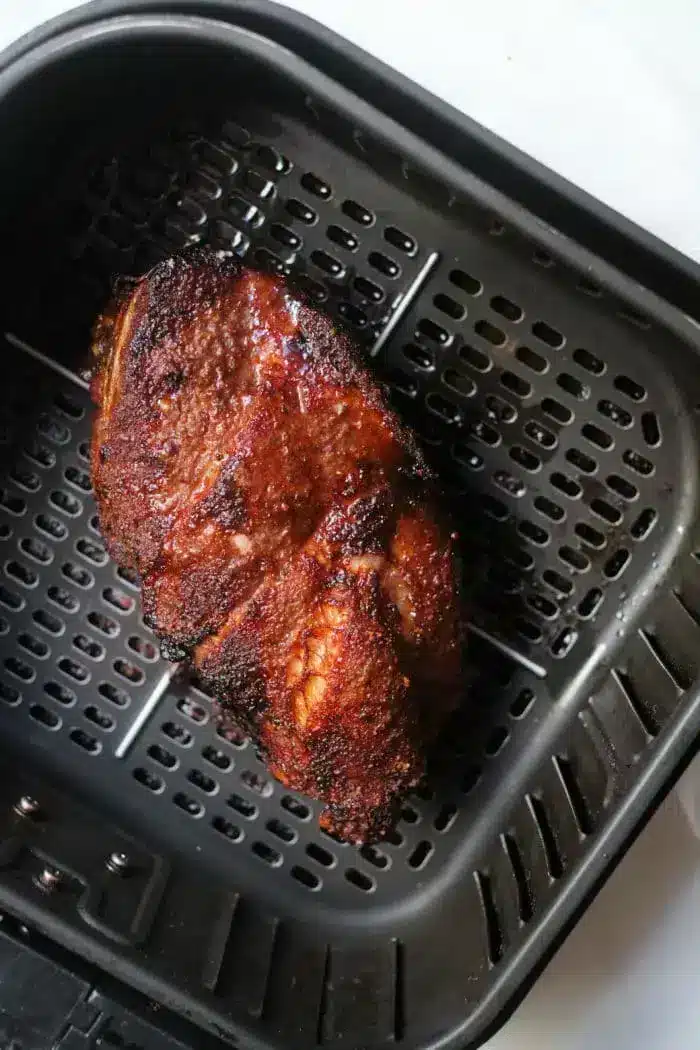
91,250,464,841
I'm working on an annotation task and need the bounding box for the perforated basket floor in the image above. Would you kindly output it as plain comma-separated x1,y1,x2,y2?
2,15,700,1050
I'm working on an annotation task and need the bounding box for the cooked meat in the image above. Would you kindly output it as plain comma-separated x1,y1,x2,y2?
91,249,464,842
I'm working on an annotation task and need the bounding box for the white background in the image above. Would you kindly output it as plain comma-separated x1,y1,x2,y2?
2,3,700,1048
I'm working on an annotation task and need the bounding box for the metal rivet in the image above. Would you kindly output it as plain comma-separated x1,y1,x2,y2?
13,796,40,819
36,867,62,893
106,851,130,875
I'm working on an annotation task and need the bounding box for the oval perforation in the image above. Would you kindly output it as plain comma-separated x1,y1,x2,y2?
298,171,330,199
98,682,131,708
523,420,557,450
403,344,434,371
532,321,564,348
114,658,144,685
623,449,654,477
345,868,375,892
0,681,20,706
18,632,49,660
212,815,243,843
630,507,657,541
10,466,40,493
73,634,104,661
434,293,465,320
541,398,573,425
566,447,597,475
20,537,52,566
0,584,22,611
542,570,573,597
134,768,164,793
578,587,604,619
35,513,67,540
64,466,91,493
285,198,316,225
30,703,60,730
341,199,373,226
24,442,56,470
582,423,613,451
475,319,506,347
557,373,589,401
526,593,559,620
417,318,450,345
33,609,63,636
368,251,400,278
281,795,311,822
6,560,38,589
0,490,26,517
449,269,482,296
354,276,384,303
187,768,217,794
516,346,548,374
48,586,79,613
161,721,192,747
50,490,82,517
327,224,358,252
573,347,605,375
76,537,107,565
44,681,75,706
5,655,35,683
310,249,344,279
575,522,606,550
598,399,632,429
173,792,204,818
62,562,93,590
510,446,540,473
534,496,565,523
84,705,114,731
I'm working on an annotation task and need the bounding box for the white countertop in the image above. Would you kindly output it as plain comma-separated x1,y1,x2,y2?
2,2,700,1047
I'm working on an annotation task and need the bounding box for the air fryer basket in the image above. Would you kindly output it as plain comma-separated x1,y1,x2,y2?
1,9,700,1050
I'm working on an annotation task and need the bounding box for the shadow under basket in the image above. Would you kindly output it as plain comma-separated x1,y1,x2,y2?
1,7,700,1050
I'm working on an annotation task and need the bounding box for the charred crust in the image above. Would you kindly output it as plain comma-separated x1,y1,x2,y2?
320,798,401,845
194,456,248,531
322,488,394,555
199,632,267,722
122,249,243,369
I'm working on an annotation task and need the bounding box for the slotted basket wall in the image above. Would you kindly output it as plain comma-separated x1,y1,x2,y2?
0,7,700,1050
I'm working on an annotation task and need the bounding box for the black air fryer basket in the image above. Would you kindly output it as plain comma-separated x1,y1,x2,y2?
1,4,700,1049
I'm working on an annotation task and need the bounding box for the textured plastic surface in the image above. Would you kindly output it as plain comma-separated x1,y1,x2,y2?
0,9,700,1050
0,912,206,1050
